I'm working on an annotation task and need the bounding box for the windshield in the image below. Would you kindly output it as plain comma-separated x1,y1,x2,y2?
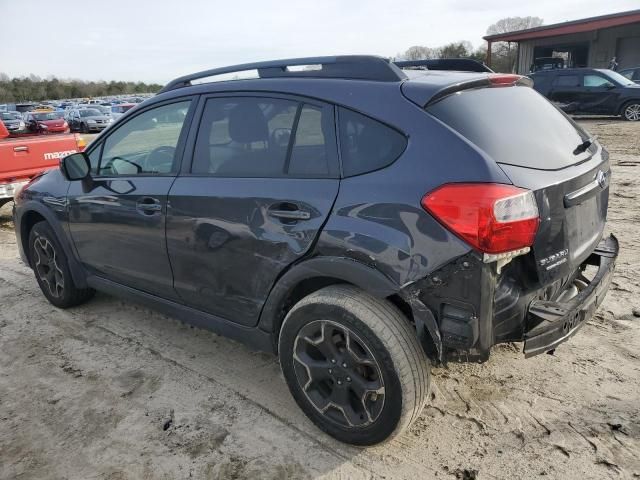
92,105,111,114
33,112,64,121
602,70,637,87
0,112,19,120
80,109,101,117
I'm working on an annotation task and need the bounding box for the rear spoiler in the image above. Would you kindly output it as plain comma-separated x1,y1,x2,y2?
426,74,534,106
394,58,493,73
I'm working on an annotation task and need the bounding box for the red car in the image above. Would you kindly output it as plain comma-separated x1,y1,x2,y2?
23,111,70,134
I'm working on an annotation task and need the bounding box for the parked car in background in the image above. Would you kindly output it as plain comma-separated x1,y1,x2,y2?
530,68,640,121
66,107,113,133
32,105,55,112
110,102,136,119
14,103,36,113
0,111,27,133
620,67,640,83
23,111,70,134
530,56,565,72
13,56,617,445
80,104,112,117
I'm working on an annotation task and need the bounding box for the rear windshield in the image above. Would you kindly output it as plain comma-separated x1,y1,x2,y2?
427,86,589,170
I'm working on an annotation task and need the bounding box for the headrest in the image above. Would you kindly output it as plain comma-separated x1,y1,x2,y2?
228,102,269,143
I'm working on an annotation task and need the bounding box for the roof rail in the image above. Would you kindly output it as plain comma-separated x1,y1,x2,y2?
394,58,493,73
159,55,408,93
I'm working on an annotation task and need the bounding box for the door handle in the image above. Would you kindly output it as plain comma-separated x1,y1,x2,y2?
14,146,28,152
267,203,311,221
268,209,311,220
136,197,162,215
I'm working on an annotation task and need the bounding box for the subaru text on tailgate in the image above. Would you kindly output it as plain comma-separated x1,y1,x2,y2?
13,56,617,445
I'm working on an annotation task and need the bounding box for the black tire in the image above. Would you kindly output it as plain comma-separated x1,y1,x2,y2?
28,221,94,308
80,122,89,133
278,285,430,445
621,101,640,121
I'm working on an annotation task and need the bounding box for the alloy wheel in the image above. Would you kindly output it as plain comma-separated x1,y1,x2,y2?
624,103,640,121
292,320,385,429
33,236,64,298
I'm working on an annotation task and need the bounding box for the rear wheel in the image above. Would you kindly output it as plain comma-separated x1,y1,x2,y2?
622,101,640,121
278,285,430,445
28,221,94,308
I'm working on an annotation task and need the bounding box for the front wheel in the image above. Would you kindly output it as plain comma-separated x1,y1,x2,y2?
28,221,95,308
80,123,89,133
622,101,640,121
278,285,430,445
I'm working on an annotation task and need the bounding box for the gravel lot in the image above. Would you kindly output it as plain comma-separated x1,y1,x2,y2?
1,120,639,480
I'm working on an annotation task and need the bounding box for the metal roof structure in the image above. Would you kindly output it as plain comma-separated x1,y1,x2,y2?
484,9,640,42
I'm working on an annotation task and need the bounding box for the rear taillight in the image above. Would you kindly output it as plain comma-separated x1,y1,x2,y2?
421,183,539,254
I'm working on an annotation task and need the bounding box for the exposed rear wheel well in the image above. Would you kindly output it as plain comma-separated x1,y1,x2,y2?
21,211,46,264
274,277,348,344
388,293,438,361
273,278,421,354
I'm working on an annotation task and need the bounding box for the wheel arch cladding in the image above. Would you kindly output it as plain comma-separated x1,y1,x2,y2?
21,210,47,262
20,205,88,288
258,256,442,360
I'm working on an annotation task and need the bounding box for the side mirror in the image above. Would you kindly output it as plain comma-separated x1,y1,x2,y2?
60,152,91,181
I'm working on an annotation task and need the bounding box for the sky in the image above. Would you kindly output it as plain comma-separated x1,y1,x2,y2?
1,0,638,84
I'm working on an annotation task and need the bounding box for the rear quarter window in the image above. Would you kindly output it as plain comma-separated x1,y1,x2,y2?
338,108,406,177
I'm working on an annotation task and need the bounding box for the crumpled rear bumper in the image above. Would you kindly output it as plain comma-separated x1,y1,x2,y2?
523,234,618,357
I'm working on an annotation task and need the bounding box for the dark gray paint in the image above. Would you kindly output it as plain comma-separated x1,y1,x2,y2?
67,177,179,299
12,60,615,363
166,177,339,326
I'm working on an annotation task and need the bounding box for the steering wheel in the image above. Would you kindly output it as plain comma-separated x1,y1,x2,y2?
145,146,176,173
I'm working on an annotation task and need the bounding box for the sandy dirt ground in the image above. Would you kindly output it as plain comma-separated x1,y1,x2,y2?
1,120,639,480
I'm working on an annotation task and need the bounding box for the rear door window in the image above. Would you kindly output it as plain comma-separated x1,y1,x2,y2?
288,104,338,177
337,108,406,177
192,96,338,178
554,75,579,87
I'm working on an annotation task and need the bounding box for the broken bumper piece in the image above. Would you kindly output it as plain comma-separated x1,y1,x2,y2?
523,234,618,357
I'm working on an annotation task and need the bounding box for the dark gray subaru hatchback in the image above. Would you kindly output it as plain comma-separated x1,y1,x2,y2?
13,56,618,445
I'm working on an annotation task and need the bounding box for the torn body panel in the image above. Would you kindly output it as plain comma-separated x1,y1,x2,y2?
400,234,618,364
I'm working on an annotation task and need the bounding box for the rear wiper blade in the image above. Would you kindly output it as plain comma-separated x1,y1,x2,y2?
573,135,597,155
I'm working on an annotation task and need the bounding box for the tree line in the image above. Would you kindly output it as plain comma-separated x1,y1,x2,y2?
1,16,543,103
396,16,544,73
0,73,163,103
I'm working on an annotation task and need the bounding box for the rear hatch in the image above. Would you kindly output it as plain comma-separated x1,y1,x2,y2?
423,82,609,286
